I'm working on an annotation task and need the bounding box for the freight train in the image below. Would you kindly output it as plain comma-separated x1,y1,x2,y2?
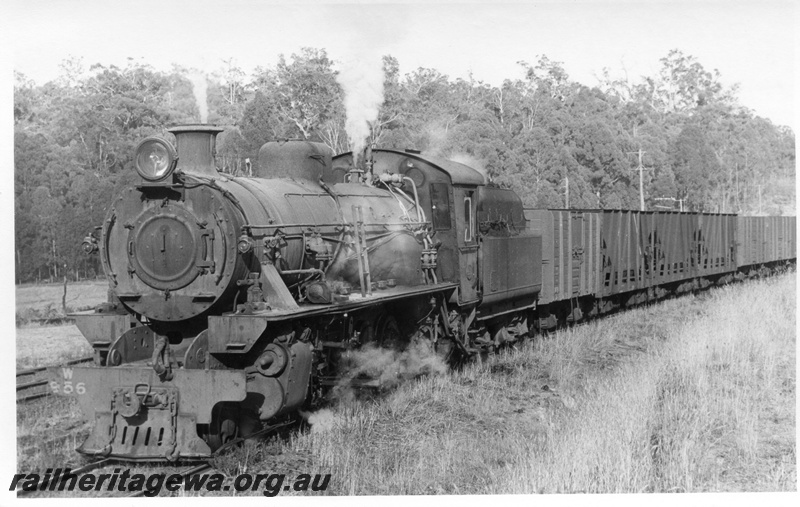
48,124,796,461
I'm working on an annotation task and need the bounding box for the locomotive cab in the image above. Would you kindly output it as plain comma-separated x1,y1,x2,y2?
332,149,487,304
332,150,543,311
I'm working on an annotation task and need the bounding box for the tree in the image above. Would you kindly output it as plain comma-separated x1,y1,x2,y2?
269,48,344,142
670,123,721,211
12,49,795,283
647,49,736,114
239,90,282,152
364,55,407,153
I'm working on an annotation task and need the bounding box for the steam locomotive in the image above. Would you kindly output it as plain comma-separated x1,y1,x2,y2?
49,124,796,461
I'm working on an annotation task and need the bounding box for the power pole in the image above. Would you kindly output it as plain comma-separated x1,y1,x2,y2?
757,184,762,214
636,148,645,211
626,148,650,211
627,126,651,211
564,173,569,209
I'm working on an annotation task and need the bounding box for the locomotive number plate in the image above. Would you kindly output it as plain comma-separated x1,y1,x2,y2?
48,367,87,396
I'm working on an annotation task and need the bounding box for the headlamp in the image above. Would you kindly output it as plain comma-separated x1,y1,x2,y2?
81,235,99,255
135,137,177,181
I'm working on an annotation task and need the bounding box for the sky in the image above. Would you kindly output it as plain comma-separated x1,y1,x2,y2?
4,0,798,129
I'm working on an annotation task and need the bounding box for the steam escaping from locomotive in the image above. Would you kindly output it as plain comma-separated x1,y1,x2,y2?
299,409,338,433
450,152,488,184
339,342,448,391
188,72,209,123
336,55,385,165
423,124,449,156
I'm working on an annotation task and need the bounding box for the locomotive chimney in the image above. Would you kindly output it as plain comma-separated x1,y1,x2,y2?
168,124,224,177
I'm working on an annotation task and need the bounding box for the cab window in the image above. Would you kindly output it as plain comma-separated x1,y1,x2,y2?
430,183,451,230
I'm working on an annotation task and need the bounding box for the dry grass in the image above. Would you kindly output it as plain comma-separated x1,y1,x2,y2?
279,273,795,494
15,324,94,369
15,324,96,486
15,280,104,368
17,397,92,474
15,280,108,314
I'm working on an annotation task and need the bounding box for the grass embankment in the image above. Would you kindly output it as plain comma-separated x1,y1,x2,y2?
280,272,795,494
15,280,105,368
15,280,107,325
17,397,91,475
15,282,101,469
15,326,93,370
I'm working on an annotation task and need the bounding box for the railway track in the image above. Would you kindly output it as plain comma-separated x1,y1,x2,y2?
17,356,94,403
25,316,77,326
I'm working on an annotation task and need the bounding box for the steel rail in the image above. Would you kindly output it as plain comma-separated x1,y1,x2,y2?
17,379,48,391
125,463,213,498
17,356,94,378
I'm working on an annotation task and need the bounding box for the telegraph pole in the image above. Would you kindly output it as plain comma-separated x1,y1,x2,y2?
636,149,645,211
757,184,762,214
627,125,651,211
626,148,650,211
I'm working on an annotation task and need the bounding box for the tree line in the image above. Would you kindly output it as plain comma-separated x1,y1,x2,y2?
13,49,795,284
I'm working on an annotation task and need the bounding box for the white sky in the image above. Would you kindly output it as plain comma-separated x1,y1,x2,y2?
5,0,798,129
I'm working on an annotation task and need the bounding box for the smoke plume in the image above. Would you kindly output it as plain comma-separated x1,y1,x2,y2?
188,72,208,123
423,124,449,157
338,339,448,393
336,54,384,166
421,129,488,183
301,340,447,434
450,152,489,183
299,408,338,434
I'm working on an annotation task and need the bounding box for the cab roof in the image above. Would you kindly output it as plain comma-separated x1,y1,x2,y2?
379,149,486,186
332,149,486,186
